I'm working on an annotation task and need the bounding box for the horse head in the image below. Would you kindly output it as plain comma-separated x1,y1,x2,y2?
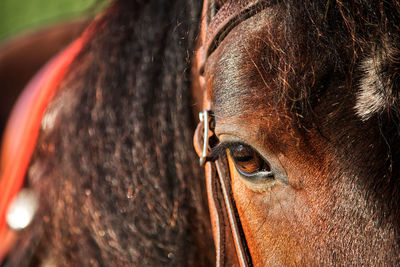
194,0,400,265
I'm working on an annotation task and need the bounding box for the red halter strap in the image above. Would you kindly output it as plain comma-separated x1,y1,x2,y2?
0,37,83,262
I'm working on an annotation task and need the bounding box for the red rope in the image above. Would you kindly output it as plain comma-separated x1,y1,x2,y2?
0,37,83,261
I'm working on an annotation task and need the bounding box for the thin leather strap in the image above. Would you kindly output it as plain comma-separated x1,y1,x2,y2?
205,0,268,58
215,158,252,266
197,1,282,265
199,0,272,72
204,162,225,266
194,113,252,266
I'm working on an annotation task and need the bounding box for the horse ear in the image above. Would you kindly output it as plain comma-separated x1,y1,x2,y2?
355,36,400,121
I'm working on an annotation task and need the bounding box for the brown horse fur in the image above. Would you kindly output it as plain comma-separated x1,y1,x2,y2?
3,0,400,266
208,0,400,265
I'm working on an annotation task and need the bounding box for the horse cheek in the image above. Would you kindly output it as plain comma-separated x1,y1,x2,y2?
228,156,307,266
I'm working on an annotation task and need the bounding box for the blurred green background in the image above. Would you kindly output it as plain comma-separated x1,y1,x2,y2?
0,0,107,135
0,0,100,41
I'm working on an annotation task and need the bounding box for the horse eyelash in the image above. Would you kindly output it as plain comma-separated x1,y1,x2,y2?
209,142,226,161
209,141,246,161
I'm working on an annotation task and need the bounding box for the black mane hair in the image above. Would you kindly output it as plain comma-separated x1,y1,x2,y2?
6,0,214,266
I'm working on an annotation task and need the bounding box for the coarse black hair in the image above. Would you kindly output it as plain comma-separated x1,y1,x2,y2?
5,0,214,266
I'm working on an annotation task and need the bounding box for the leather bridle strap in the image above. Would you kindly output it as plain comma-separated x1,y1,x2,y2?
215,158,251,266
194,0,274,266
197,0,274,73
194,110,252,266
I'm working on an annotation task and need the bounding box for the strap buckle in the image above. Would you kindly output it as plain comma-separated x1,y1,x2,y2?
193,110,214,166
199,110,210,166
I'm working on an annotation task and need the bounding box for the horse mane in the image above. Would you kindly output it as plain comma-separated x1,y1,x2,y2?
6,0,214,265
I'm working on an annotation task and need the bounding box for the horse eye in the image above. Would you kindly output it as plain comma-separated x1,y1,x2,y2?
228,144,273,180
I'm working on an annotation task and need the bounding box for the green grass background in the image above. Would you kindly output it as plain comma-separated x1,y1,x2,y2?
0,0,100,41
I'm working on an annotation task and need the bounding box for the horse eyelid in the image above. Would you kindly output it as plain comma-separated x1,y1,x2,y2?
210,141,254,160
